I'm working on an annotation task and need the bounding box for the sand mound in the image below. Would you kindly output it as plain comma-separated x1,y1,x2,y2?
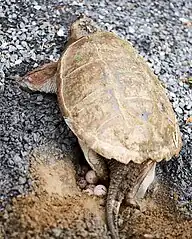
1,146,108,239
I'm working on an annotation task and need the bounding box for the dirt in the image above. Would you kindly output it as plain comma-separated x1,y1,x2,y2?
120,183,192,239
0,146,108,239
1,146,192,238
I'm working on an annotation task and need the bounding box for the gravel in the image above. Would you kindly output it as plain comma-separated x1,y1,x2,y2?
0,0,192,215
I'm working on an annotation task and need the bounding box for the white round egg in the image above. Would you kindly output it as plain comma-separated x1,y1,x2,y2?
94,185,107,197
85,170,99,184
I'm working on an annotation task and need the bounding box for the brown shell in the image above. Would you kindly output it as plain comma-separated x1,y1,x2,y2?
57,31,182,164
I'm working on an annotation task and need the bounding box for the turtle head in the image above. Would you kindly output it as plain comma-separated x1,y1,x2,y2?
17,62,58,93
69,14,99,42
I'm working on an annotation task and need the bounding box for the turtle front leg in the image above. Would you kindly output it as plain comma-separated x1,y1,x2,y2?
78,140,108,181
17,61,58,93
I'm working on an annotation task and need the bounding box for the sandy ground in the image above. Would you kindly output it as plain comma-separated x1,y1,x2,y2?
1,146,191,239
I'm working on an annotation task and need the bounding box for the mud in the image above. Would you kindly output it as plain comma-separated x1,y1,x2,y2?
1,146,191,238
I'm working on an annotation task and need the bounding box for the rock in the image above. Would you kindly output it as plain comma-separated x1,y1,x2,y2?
57,28,65,37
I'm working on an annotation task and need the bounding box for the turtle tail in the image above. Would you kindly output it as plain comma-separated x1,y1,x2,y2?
106,160,127,239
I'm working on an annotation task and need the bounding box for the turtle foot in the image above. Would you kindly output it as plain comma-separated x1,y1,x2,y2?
126,197,141,210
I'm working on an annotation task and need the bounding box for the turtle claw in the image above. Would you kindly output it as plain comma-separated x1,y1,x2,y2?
126,197,141,210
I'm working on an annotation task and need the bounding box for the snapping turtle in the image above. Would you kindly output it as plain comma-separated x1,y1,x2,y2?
18,16,182,238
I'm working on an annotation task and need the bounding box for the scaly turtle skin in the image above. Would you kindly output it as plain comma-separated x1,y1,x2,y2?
18,15,182,239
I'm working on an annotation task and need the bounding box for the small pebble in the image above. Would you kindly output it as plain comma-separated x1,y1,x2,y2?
93,185,107,197
15,59,22,65
34,5,41,10
85,170,99,184
57,27,65,37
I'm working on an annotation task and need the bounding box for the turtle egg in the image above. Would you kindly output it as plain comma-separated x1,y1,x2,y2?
83,184,95,196
77,177,87,189
94,185,107,197
85,170,98,184
83,188,94,196
85,184,95,191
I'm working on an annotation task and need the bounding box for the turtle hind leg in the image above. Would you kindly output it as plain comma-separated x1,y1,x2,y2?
106,160,156,239
17,61,58,93
78,140,108,181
